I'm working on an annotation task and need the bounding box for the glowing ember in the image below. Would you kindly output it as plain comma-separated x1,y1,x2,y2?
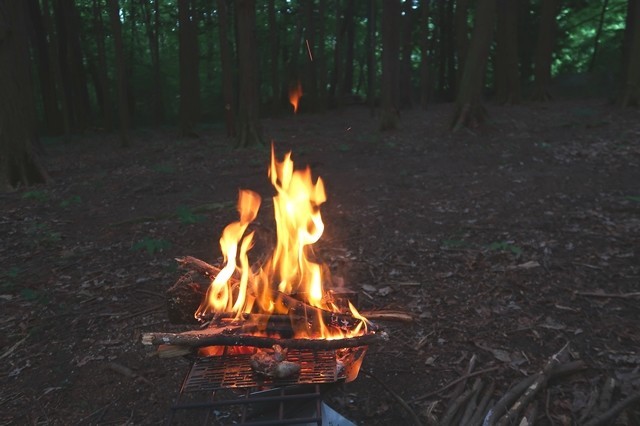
195,146,368,339
288,81,303,113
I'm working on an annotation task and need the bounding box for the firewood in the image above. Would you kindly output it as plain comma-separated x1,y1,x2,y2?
141,329,388,355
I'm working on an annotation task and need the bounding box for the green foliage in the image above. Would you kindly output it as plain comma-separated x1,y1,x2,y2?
0,267,21,292
131,237,171,255
488,241,523,255
26,223,62,245
152,163,175,174
60,195,82,208
625,195,640,203
176,205,205,224
442,238,468,249
22,190,49,202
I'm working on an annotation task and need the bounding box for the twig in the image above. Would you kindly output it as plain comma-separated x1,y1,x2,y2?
409,366,500,403
120,303,164,320
597,376,616,413
107,362,152,385
439,383,478,426
468,381,495,426
584,391,640,426
362,369,424,426
0,336,28,360
577,291,640,299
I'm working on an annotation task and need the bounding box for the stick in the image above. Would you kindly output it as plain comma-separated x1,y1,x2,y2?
468,381,495,426
577,291,640,299
141,329,388,352
409,366,500,404
494,343,569,426
362,369,424,426
584,391,640,426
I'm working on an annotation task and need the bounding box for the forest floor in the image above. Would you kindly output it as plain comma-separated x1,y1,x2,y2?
1,100,639,425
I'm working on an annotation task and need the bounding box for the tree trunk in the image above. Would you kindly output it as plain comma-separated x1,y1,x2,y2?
399,0,415,108
518,0,534,86
589,0,610,72
302,0,318,111
26,0,62,136
342,0,355,96
235,0,264,147
178,0,200,137
141,0,165,125
107,0,131,147
495,0,520,104
531,0,559,101
419,0,430,109
379,0,401,131
268,0,280,112
454,0,470,88
92,0,113,131
619,0,640,106
451,0,497,131
366,0,376,115
217,0,236,137
0,1,50,190
328,0,345,106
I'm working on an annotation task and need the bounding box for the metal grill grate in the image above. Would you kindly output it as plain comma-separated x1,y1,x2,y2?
183,349,338,391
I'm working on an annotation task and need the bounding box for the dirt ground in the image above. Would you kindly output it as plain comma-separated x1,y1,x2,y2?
1,100,639,425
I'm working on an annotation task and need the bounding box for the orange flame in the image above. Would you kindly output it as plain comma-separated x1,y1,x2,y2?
195,146,367,339
289,81,303,113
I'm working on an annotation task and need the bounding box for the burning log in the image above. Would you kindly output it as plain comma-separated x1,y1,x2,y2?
141,329,388,353
168,256,411,327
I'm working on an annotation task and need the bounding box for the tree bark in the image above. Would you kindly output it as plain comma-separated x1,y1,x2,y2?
217,0,236,137
380,0,401,131
619,0,640,106
495,0,520,104
399,0,416,108
302,0,318,111
0,1,50,190
268,0,280,112
235,0,264,147
178,0,200,137
588,0,610,72
531,0,559,101
107,0,131,147
454,0,470,88
342,0,355,96
328,0,345,106
451,0,497,131
317,0,328,111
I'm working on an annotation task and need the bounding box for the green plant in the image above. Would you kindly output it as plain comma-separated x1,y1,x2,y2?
26,223,62,245
442,238,468,248
60,195,82,208
338,143,351,152
132,237,171,255
22,190,48,202
0,267,20,292
488,241,523,255
176,205,205,224
625,195,640,203
152,163,175,173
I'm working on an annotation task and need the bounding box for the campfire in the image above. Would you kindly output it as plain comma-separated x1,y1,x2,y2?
142,146,388,422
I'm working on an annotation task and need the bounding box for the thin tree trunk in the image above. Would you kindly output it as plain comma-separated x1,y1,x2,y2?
342,0,355,96
454,0,470,87
399,0,416,108
268,0,280,112
317,0,327,111
451,0,497,131
178,0,200,137
531,0,559,101
66,0,91,130
26,0,62,136
107,0,131,147
329,0,345,106
619,0,640,106
141,0,164,125
495,0,520,104
217,0,235,137
0,1,50,189
235,0,263,147
589,0,610,72
366,0,376,115
303,0,318,111
380,0,401,131
419,0,430,109
92,0,113,130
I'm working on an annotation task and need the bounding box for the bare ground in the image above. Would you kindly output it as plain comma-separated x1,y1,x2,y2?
1,100,639,425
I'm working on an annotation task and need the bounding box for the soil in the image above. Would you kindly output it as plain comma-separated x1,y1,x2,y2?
1,100,639,425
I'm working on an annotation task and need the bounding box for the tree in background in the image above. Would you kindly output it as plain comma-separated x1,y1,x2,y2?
418,0,431,110
107,0,130,146
217,0,235,137
619,0,640,106
495,0,520,104
178,0,200,137
379,0,401,131
531,0,559,101
451,0,497,130
141,0,164,126
235,0,263,147
0,1,49,189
